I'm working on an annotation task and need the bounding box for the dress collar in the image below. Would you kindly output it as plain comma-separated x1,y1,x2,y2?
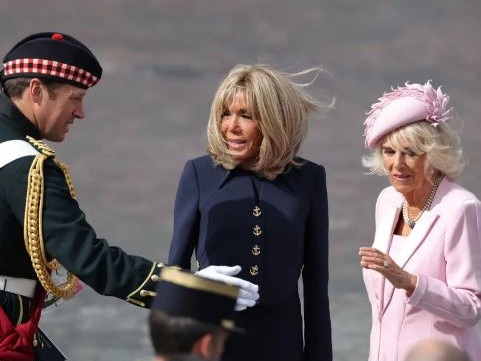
217,165,296,193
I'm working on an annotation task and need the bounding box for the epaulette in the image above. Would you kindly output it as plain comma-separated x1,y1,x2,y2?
26,135,56,157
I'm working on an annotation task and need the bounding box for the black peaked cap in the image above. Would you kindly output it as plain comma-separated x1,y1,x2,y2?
151,267,243,333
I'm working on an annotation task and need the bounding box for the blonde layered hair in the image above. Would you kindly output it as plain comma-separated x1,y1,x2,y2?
207,64,330,180
362,121,466,181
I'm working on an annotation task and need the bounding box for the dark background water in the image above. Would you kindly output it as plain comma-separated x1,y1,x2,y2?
1,1,481,360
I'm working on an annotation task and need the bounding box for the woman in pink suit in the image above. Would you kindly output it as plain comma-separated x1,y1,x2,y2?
359,81,481,361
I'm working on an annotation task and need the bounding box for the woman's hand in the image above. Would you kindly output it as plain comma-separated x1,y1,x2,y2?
359,247,417,295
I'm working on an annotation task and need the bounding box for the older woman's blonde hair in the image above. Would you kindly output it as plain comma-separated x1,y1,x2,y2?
362,120,466,181
207,64,331,180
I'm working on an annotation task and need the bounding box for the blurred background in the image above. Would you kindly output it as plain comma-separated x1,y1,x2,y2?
1,1,481,360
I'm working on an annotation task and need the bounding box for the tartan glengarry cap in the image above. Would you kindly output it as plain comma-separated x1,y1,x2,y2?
151,267,242,332
0,32,102,89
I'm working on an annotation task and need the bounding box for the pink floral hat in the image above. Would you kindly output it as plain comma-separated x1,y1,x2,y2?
363,80,453,148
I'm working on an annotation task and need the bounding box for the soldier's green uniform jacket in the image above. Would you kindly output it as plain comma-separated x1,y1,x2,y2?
0,93,160,323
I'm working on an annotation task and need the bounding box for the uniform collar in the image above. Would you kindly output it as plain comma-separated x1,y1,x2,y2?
0,94,42,140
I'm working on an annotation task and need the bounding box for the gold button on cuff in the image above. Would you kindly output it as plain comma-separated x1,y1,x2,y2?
140,290,157,297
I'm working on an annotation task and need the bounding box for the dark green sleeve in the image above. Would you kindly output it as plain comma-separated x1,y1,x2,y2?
10,156,161,308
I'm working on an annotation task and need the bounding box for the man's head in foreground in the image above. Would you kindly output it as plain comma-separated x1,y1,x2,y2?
149,267,241,361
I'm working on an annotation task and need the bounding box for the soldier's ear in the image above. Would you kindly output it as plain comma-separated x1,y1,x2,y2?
191,333,215,359
29,78,44,103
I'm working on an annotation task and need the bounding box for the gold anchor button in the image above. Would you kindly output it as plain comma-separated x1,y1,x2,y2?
252,206,262,217
250,265,259,276
252,245,261,256
253,225,262,236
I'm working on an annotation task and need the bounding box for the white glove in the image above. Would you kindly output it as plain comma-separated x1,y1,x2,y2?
195,265,259,311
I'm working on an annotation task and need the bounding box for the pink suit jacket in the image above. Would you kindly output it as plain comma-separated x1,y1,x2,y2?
363,178,481,361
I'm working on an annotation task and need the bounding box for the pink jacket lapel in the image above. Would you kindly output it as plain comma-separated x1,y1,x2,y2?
382,210,439,314
371,205,399,318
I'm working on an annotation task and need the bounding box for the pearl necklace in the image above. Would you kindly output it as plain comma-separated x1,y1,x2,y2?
402,174,442,229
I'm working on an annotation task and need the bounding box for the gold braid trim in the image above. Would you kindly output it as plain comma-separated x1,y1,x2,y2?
24,152,77,298
55,160,77,199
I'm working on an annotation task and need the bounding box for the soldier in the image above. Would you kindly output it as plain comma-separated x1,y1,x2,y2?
149,267,242,361
0,32,258,361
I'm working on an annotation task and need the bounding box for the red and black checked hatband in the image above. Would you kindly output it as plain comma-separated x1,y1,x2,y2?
3,58,99,88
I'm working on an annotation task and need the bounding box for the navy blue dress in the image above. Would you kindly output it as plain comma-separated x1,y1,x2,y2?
168,155,332,361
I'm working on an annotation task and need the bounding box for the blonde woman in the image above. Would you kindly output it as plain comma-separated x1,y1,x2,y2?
168,64,332,361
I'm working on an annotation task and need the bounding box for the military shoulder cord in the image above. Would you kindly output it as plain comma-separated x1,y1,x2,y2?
23,136,76,298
